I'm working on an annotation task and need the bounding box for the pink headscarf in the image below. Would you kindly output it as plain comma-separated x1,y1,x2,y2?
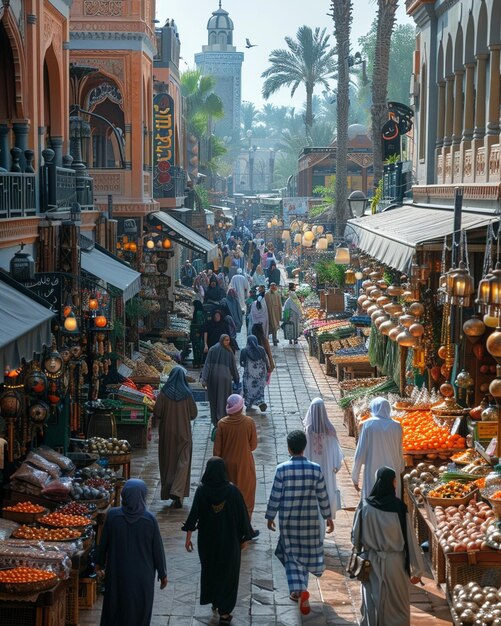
226,394,244,415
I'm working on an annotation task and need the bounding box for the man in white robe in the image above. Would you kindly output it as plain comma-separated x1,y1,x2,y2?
228,269,250,312
351,397,405,498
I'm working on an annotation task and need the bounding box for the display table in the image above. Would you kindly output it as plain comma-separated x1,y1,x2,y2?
0,578,67,626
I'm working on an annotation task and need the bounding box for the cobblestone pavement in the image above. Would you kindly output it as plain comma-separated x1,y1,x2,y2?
82,335,453,625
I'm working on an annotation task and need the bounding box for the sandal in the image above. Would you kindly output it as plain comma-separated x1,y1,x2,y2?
299,590,310,615
289,592,300,602
219,615,232,624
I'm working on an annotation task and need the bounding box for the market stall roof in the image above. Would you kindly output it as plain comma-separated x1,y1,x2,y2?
0,273,55,373
80,238,141,303
346,204,496,273
147,211,218,261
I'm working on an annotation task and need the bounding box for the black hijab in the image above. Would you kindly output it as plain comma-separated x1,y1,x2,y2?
192,300,205,322
366,466,410,574
200,456,231,503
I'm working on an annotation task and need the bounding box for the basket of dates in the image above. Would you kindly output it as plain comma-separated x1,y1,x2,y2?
0,566,58,594
2,501,48,524
56,501,97,519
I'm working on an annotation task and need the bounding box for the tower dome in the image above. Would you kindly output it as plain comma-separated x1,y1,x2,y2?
207,2,234,46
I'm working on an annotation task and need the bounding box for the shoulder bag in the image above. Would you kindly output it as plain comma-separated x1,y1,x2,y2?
346,507,372,583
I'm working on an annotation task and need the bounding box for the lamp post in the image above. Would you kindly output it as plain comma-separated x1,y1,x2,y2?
348,190,369,218
269,148,275,191
249,145,256,194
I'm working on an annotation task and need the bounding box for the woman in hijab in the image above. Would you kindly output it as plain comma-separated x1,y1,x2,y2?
190,301,206,368
249,294,269,337
201,335,240,427
224,287,243,333
204,310,230,353
303,398,344,517
204,276,225,305
95,479,167,626
352,397,405,498
351,466,425,626
153,366,197,507
213,395,258,527
251,322,275,373
224,314,239,353
282,285,303,344
252,264,267,288
240,335,270,412
182,457,253,625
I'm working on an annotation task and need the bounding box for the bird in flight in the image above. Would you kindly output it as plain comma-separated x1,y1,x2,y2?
246,38,257,48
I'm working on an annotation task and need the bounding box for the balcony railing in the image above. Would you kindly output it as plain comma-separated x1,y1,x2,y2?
155,165,187,199
382,160,413,206
0,171,37,219
40,150,94,212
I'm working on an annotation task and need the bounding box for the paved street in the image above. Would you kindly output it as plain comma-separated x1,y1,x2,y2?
82,335,453,626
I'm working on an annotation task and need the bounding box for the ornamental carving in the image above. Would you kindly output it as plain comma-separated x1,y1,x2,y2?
77,57,124,83
463,150,473,180
445,153,452,182
84,1,124,16
453,151,461,180
436,154,443,180
43,12,62,56
92,172,123,193
489,144,500,179
476,148,486,178
88,82,123,111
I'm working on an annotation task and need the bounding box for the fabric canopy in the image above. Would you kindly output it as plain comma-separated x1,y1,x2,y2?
0,279,55,373
81,242,141,303
346,205,494,273
148,211,218,261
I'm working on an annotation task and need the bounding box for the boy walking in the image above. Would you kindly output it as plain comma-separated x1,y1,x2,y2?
265,430,333,615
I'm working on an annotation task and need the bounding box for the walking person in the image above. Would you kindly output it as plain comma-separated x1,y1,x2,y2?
303,398,344,518
95,479,167,626
203,310,230,353
352,466,425,626
228,268,250,312
201,335,240,427
352,397,405,498
153,366,198,508
251,322,275,374
181,260,196,287
282,284,303,344
190,301,206,368
252,264,267,288
267,261,281,287
249,294,269,337
213,394,259,531
224,287,243,333
240,335,270,412
266,430,333,616
265,282,282,346
182,457,253,625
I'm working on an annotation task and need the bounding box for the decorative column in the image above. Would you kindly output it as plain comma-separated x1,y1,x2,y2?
486,45,501,138
12,122,30,171
50,137,64,167
436,81,446,148
473,54,488,141
0,124,10,170
462,63,476,143
444,76,454,146
124,123,132,169
452,70,464,145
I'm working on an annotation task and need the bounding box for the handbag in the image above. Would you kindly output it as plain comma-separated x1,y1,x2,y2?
346,508,372,583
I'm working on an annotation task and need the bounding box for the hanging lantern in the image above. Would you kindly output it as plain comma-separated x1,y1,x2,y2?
316,238,328,251
281,230,291,240
455,369,474,389
486,327,501,360
317,225,324,234
334,247,350,264
483,314,500,328
271,217,278,227
162,238,172,249
63,312,79,333
463,314,486,342
88,297,99,311
94,314,108,329
355,270,364,281
325,233,334,244
146,238,155,249
448,261,474,305
344,269,356,285
0,390,22,418
477,267,495,305
294,233,302,244
302,236,313,248
267,221,272,229
303,230,315,242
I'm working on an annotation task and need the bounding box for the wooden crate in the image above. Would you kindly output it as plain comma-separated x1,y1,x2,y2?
65,569,79,626
431,532,446,584
446,550,501,595
78,578,97,609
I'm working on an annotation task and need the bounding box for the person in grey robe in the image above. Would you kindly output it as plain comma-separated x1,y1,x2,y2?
153,366,198,508
282,285,303,344
351,466,425,626
95,479,167,626
224,287,243,332
201,334,240,426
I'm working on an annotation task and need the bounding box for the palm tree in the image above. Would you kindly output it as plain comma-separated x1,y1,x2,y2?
240,101,259,134
329,0,353,234
261,26,336,134
181,70,224,177
371,0,400,189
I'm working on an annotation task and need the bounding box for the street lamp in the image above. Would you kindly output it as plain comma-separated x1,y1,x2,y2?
348,190,369,218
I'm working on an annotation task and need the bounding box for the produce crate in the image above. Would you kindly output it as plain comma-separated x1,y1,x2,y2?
116,403,149,425
403,448,466,467
78,577,97,609
117,418,151,450
0,579,67,626
66,569,79,625
431,532,446,584
445,550,501,594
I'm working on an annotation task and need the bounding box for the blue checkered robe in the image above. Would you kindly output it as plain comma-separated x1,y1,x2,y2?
265,456,332,593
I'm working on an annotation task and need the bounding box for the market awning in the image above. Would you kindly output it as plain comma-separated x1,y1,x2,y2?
81,239,141,303
346,205,496,273
147,211,218,261
0,275,55,373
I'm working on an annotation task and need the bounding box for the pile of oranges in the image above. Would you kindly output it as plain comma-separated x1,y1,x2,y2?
394,410,466,452
13,525,81,541
0,567,57,583
3,502,45,513
39,512,91,528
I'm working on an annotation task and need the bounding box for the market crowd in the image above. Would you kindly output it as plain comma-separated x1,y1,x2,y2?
97,232,426,626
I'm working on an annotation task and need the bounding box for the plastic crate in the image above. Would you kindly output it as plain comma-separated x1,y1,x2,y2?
116,403,149,425
78,577,97,609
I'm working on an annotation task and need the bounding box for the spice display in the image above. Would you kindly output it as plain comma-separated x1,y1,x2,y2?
427,481,477,499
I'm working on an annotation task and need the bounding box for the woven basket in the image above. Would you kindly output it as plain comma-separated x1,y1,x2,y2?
425,488,478,508
0,575,58,595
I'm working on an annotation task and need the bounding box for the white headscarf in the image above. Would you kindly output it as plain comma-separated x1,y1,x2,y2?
369,397,392,419
303,398,338,436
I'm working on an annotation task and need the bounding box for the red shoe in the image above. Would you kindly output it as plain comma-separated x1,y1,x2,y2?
299,590,310,615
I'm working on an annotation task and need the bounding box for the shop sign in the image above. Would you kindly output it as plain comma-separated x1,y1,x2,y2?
26,273,62,311
283,197,309,227
153,93,175,192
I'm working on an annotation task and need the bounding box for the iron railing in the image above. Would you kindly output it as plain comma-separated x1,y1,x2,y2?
0,171,37,219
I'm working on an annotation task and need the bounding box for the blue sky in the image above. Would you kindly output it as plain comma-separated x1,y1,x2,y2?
156,0,413,109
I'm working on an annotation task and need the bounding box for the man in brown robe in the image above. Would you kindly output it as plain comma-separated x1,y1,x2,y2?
265,283,282,346
153,366,198,507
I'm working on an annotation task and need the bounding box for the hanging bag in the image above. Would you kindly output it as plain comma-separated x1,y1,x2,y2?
346,506,372,583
